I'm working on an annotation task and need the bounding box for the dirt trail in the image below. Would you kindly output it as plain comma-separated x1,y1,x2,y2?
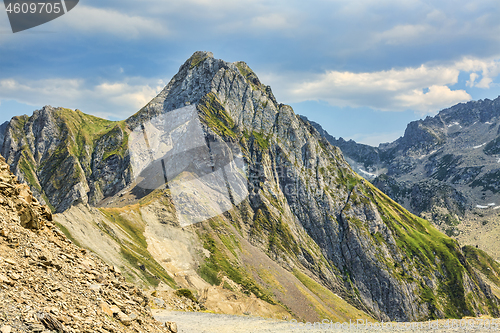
153,310,500,333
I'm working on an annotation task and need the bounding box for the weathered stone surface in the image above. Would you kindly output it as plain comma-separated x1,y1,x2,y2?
100,302,114,317
165,321,177,333
116,311,132,326
37,312,64,332
0,325,12,333
308,97,500,222
0,156,175,332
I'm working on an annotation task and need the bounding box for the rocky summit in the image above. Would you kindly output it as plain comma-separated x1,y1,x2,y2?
1,52,499,324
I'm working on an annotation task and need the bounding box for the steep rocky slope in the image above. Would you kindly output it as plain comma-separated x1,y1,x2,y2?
0,154,177,332
305,99,500,259
1,52,499,322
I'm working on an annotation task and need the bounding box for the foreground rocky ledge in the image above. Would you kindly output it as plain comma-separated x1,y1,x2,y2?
0,154,176,333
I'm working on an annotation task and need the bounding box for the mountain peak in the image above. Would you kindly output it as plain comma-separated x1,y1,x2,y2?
126,52,280,134
186,50,214,68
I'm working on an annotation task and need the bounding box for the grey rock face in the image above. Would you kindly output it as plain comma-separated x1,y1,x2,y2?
1,52,498,321
0,121,8,149
1,106,130,212
306,97,500,225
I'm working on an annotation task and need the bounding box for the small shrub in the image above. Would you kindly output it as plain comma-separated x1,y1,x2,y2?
175,288,198,303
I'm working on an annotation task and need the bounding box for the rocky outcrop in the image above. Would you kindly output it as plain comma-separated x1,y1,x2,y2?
1,108,131,212
0,155,175,332
0,155,52,230
305,97,500,241
1,52,499,322
0,121,7,149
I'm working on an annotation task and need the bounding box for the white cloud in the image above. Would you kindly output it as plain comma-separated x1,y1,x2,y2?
466,73,479,87
0,77,164,120
55,5,169,38
456,58,500,88
251,13,291,30
263,56,500,115
375,24,432,45
262,58,500,114
286,64,467,113
396,85,470,113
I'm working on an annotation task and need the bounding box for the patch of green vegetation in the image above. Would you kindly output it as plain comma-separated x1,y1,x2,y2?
442,214,460,226
251,131,270,150
337,172,360,193
372,232,385,245
100,209,176,288
218,233,241,257
175,288,198,303
199,233,276,304
293,269,372,322
251,206,299,255
348,217,365,230
464,245,500,287
223,280,235,291
53,108,116,161
18,150,40,191
258,267,286,294
198,93,237,139
10,115,28,141
101,123,130,161
419,284,439,318
54,222,83,248
235,61,262,90
198,262,221,285
101,209,147,248
189,52,209,69
119,246,165,287
362,182,490,317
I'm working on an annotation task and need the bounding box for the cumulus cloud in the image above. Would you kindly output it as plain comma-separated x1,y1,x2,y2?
396,85,470,113
54,5,169,38
456,58,500,88
263,57,500,115
0,77,165,119
284,64,468,113
375,24,433,45
251,13,292,31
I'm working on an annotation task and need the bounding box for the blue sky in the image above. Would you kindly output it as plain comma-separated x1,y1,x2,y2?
1,0,500,146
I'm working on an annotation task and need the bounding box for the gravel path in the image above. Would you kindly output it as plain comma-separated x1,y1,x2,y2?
153,310,500,333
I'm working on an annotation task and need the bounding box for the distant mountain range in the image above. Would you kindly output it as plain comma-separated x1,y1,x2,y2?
0,52,499,322
303,96,500,259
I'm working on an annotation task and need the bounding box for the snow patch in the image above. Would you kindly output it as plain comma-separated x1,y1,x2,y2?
485,121,493,125
494,206,500,210
447,122,460,128
488,203,496,206
476,205,489,209
358,168,378,177
473,143,486,149
418,150,437,159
